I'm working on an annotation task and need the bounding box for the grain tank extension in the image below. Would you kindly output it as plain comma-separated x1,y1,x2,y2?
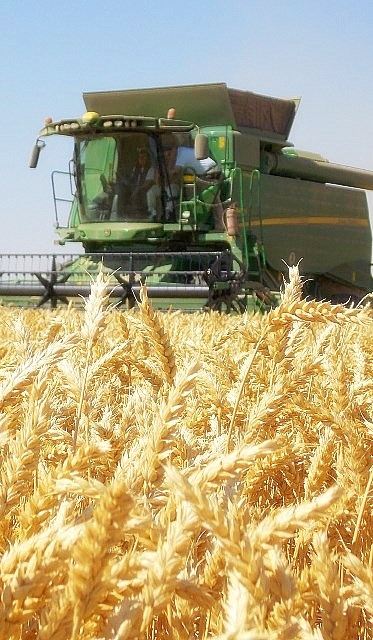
10,83,373,308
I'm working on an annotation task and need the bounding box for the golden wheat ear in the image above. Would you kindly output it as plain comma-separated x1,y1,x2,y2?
135,282,177,386
280,261,305,306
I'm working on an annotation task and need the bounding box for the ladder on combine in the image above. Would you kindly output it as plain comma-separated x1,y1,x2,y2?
244,169,266,282
227,167,266,287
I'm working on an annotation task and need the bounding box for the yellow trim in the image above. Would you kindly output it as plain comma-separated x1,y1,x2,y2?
250,216,369,228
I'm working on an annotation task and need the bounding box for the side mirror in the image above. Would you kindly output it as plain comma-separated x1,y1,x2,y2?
194,133,209,160
29,139,46,168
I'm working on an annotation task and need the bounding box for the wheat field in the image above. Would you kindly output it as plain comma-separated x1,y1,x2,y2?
0,266,372,640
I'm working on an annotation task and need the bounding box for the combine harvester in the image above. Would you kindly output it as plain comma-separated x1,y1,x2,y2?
2,82,373,310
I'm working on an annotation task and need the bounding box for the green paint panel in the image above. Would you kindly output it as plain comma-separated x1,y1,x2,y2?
257,173,371,287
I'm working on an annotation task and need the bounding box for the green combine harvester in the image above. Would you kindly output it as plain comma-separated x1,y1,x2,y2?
3,82,373,309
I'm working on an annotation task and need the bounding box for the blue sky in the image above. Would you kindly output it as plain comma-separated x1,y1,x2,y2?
1,0,373,253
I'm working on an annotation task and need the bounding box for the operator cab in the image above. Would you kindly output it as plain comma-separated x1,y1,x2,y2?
75,132,216,225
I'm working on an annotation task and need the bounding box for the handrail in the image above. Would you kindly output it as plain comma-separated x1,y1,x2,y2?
248,169,266,268
51,170,74,227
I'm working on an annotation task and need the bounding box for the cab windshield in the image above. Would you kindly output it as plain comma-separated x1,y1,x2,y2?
74,132,194,223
